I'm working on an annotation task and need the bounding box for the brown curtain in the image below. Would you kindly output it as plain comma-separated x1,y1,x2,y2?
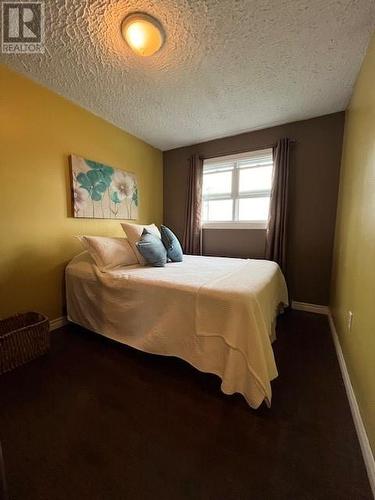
183,153,203,255
265,138,291,274
0,441,7,500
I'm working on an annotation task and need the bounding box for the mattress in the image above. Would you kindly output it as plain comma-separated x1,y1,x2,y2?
66,251,288,408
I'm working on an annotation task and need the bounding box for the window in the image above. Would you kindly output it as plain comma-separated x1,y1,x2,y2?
202,148,273,229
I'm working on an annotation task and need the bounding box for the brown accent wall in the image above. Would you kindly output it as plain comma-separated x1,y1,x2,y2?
163,113,345,305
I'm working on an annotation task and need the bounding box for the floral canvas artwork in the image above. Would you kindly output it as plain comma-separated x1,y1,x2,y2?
70,155,139,219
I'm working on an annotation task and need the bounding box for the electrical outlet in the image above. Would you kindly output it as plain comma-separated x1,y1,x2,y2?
348,311,353,332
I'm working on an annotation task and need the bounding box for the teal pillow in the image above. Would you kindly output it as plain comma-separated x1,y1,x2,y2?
160,225,183,262
136,229,167,267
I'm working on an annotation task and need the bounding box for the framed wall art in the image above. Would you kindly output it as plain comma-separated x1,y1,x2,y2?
70,155,139,219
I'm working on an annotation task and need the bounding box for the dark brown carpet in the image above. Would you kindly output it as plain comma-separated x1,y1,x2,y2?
0,311,371,500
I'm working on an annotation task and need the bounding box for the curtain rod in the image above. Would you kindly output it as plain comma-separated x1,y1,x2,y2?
198,139,296,161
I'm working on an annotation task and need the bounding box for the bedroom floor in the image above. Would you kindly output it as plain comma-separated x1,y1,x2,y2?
0,311,371,500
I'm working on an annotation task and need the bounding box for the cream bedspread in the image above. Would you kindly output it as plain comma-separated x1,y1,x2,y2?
66,252,288,408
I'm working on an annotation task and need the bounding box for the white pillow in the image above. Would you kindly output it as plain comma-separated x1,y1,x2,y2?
77,236,138,272
121,222,161,264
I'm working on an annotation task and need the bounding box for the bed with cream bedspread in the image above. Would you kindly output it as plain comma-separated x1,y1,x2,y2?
66,252,288,408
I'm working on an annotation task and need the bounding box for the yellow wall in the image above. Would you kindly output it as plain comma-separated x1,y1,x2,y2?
331,33,375,454
0,64,163,321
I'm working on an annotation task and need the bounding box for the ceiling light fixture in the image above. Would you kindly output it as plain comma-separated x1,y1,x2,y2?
121,13,165,57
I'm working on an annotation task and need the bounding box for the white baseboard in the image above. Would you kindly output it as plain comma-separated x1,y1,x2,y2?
291,301,329,315
328,313,375,497
49,316,68,331
291,301,374,494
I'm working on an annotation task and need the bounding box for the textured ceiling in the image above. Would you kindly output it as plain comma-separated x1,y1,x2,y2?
1,0,375,150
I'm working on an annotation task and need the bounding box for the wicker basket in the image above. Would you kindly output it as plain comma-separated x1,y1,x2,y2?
0,312,50,375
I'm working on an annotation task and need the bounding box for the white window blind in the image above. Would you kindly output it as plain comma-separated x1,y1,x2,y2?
202,148,273,229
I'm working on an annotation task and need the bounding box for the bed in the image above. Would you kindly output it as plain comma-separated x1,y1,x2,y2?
66,252,288,409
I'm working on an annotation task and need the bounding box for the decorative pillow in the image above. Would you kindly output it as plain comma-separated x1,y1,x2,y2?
136,229,167,267
160,225,183,262
121,222,161,264
77,236,138,272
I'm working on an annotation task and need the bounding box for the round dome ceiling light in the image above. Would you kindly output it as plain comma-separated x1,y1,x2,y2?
121,13,165,57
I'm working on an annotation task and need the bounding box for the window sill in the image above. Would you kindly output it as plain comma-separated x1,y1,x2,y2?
202,222,267,230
